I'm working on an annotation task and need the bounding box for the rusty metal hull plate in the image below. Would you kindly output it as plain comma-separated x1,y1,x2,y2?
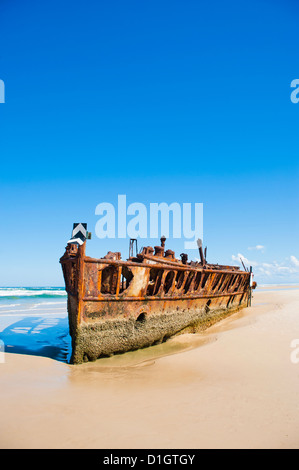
60,241,252,364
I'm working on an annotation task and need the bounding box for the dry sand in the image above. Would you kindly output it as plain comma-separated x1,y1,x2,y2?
1,287,299,449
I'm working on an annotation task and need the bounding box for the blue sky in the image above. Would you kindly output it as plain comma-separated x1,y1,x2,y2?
0,0,298,286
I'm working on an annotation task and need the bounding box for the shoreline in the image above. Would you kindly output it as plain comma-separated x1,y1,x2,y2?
1,286,299,449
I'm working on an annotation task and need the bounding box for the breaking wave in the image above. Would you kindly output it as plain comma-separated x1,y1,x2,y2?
0,287,67,300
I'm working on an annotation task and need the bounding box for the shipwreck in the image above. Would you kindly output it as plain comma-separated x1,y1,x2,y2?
60,223,256,364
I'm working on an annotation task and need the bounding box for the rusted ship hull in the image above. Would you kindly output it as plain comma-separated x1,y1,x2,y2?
60,232,254,364
67,293,248,365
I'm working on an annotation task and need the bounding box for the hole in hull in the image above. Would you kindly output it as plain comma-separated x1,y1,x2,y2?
136,312,147,325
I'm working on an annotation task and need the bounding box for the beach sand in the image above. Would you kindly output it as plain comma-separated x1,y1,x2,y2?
1,287,299,449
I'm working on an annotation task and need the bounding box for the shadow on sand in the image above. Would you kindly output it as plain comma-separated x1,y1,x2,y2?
0,316,71,363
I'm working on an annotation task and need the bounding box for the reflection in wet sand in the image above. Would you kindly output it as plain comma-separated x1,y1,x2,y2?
72,333,216,375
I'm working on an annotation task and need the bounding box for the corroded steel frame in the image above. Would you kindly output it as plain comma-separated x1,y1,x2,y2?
60,240,253,364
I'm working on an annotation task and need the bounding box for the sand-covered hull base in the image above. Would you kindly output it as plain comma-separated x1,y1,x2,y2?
69,299,247,364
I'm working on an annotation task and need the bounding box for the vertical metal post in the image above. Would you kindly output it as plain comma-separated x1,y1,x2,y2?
197,239,206,266
129,239,138,258
248,266,253,306
77,241,86,325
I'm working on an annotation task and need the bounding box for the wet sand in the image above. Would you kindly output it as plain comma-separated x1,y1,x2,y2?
1,287,299,449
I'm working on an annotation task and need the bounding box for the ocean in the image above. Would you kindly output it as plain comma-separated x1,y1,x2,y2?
0,287,70,363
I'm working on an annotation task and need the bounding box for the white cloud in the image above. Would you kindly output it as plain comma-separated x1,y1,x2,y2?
232,253,259,268
248,245,265,251
231,253,299,282
290,255,299,267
